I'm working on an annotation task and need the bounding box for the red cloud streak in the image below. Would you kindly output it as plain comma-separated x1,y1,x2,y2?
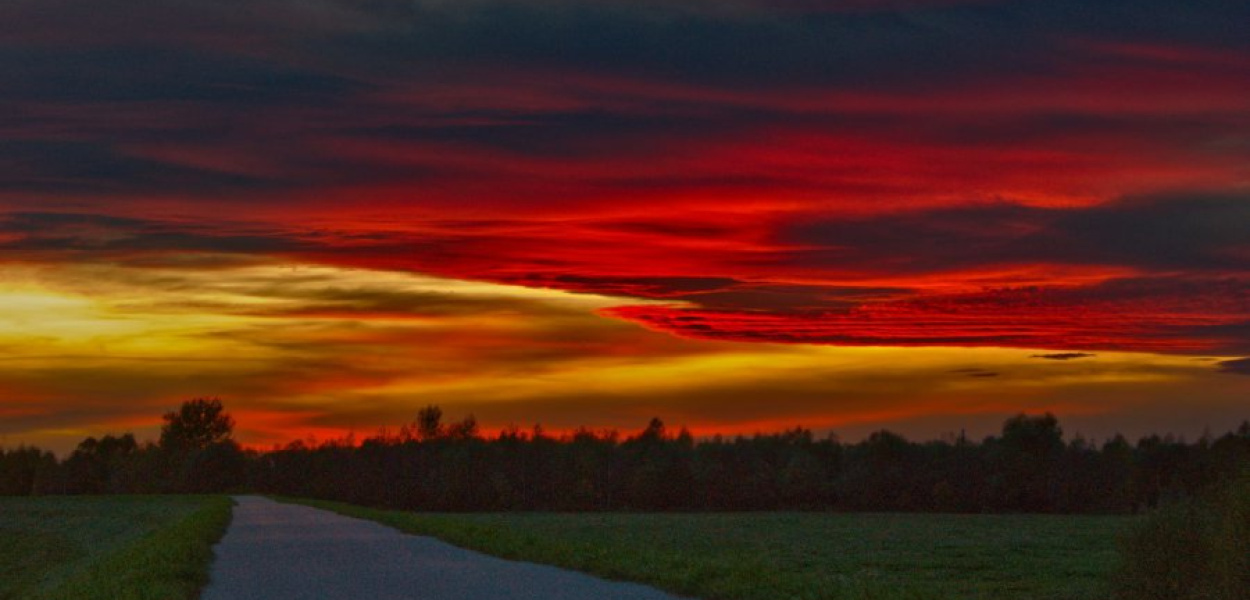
604,283,1250,354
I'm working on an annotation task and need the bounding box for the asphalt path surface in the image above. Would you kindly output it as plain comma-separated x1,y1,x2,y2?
202,496,688,600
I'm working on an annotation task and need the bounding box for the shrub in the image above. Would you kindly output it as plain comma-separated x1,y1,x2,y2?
1113,469,1249,600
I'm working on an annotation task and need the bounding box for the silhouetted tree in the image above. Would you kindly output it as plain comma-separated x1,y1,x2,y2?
0,446,56,496
995,413,1064,511
159,398,235,453
179,440,247,493
62,433,137,494
416,405,444,440
446,415,480,440
153,398,239,492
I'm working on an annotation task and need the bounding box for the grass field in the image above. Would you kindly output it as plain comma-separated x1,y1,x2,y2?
284,498,1134,600
0,495,232,600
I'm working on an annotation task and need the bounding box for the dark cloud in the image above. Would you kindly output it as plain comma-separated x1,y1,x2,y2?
0,212,309,255
788,191,1250,273
1038,193,1250,271
1216,358,1250,376
0,0,1243,203
950,368,1000,377
1031,353,1096,360
0,45,366,104
310,0,1250,89
0,141,282,195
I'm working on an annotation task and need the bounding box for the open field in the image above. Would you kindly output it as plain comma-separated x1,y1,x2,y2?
283,498,1135,600
0,495,231,600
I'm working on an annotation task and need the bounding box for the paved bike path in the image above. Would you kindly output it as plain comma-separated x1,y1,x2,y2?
202,496,687,600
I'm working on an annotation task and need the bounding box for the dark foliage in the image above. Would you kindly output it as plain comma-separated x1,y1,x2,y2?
2,405,1247,519
0,446,56,496
61,434,138,494
159,397,235,453
0,398,245,495
1113,467,1250,600
244,412,1249,514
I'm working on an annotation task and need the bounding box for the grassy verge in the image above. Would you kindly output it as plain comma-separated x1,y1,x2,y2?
0,495,232,600
278,497,1132,600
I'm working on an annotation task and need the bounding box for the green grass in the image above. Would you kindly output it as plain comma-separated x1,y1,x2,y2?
0,495,232,600
279,498,1133,600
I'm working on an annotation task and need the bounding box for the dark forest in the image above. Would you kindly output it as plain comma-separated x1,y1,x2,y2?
3,399,1246,515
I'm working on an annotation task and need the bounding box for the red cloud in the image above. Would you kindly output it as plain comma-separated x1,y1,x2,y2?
603,281,1250,354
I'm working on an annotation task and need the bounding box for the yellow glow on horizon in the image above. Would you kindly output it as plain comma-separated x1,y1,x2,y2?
1,259,1245,456
0,261,667,358
370,343,1216,403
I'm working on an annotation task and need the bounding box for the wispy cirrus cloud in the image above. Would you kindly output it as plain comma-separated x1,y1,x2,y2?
2,194,1247,356
1032,353,1096,361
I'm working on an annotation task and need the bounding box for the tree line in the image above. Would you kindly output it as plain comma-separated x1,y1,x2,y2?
0,398,246,496
2,399,1247,514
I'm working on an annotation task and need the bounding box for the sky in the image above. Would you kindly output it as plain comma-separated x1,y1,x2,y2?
1,0,1247,454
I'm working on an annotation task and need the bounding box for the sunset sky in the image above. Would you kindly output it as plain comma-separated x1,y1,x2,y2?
1,0,1247,454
